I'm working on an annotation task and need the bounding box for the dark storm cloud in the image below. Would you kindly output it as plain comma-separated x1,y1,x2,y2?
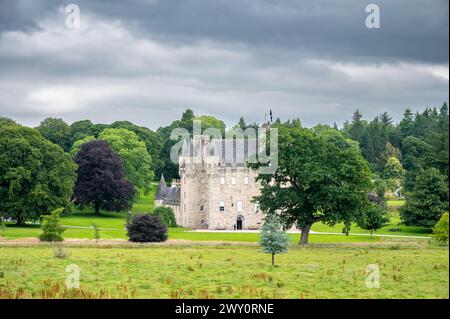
0,0,448,129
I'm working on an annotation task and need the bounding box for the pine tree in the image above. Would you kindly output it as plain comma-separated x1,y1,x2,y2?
260,216,289,266
400,168,449,227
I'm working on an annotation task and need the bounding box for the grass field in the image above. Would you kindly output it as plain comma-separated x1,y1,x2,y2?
0,194,432,243
0,244,447,299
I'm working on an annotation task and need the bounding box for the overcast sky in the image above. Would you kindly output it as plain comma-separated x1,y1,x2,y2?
0,0,448,130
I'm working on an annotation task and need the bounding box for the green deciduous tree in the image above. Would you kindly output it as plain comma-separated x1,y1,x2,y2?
433,212,449,244
400,168,449,227
109,121,164,177
250,126,372,245
357,204,389,236
0,123,77,225
36,118,72,151
384,157,404,179
70,135,96,157
39,208,65,242
99,128,154,194
260,216,289,266
70,120,105,143
153,206,177,227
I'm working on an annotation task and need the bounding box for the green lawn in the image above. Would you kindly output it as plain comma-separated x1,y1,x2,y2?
0,245,447,298
2,224,386,243
0,197,431,243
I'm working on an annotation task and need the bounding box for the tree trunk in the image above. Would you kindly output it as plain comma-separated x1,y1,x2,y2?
272,254,275,266
299,223,312,246
16,215,25,226
94,203,100,215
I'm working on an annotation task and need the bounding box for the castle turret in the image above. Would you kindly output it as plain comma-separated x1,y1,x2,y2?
154,174,167,208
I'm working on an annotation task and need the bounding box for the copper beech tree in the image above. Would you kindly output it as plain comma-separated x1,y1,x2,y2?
73,140,135,215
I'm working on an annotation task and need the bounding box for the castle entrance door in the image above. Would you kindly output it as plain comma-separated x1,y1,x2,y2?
236,216,244,230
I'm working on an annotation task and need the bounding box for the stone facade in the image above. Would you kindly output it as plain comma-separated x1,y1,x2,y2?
155,135,264,230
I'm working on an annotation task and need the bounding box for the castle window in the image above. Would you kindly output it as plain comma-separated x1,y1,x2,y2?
231,177,236,185
237,200,243,212
243,176,249,185
219,201,225,212
220,177,225,185
254,202,260,213
200,205,204,212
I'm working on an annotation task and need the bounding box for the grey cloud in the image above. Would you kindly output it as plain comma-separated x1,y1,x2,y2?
0,0,448,129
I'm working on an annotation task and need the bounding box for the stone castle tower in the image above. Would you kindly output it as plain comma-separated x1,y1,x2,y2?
155,132,265,230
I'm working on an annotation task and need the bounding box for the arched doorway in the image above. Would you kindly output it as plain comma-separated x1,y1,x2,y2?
236,215,244,230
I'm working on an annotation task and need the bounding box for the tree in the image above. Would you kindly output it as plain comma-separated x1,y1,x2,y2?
380,112,393,127
153,206,177,227
70,120,105,143
70,135,96,157
373,178,387,201
39,208,65,242
126,214,168,242
384,157,404,179
237,117,247,130
0,117,16,126
73,140,135,215
109,121,164,177
400,168,449,227
0,123,76,225
260,216,289,266
99,128,154,194
433,212,449,244
250,126,372,245
357,204,389,236
348,109,366,143
36,118,72,151
196,115,226,135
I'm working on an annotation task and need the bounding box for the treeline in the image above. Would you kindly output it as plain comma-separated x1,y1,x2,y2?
340,104,449,227
0,103,448,228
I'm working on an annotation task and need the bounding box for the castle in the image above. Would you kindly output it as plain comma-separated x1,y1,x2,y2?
154,133,264,230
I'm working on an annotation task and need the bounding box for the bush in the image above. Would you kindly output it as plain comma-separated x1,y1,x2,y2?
433,212,449,244
153,206,177,227
126,214,168,242
39,208,65,242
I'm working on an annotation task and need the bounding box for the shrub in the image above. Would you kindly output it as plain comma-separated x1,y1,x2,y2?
433,212,449,244
39,208,65,242
126,214,168,242
153,206,177,227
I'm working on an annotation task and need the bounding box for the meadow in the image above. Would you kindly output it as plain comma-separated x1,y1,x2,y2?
0,244,447,299
0,188,446,300
0,187,432,243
